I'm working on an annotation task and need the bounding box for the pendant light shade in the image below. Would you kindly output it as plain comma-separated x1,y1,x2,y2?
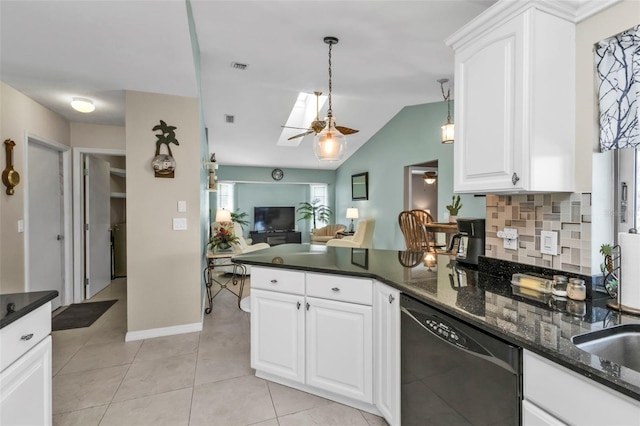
441,121,454,144
313,117,346,161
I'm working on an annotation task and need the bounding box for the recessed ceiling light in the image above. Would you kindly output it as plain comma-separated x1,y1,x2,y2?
70,97,95,113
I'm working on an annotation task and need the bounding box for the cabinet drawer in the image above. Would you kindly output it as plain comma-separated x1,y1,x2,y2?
306,273,373,305
251,267,305,295
0,303,51,372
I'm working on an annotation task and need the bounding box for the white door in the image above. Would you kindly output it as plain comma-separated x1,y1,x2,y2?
84,155,111,299
251,289,305,383
28,142,64,310
374,282,401,426
306,296,373,403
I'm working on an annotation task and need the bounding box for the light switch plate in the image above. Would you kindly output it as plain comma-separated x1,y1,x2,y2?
173,218,187,231
177,201,187,213
541,231,558,255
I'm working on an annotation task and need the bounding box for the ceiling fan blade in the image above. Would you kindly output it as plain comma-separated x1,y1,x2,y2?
336,126,359,135
287,130,314,140
281,125,312,131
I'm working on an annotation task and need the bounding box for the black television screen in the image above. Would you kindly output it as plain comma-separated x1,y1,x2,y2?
254,206,295,232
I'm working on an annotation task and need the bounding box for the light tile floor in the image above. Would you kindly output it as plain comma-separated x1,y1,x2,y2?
52,278,387,426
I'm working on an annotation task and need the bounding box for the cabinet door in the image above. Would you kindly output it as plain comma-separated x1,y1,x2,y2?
373,282,400,426
306,296,373,403
0,336,52,426
251,289,305,383
454,12,526,193
522,400,566,426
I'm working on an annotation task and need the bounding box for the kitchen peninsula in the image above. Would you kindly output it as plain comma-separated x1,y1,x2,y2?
234,244,640,425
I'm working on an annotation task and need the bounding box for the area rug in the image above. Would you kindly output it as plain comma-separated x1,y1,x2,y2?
52,300,117,331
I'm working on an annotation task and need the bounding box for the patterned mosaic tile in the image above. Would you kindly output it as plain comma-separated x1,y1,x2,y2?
485,193,592,275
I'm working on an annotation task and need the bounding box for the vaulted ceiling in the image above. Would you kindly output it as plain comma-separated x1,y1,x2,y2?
0,0,496,170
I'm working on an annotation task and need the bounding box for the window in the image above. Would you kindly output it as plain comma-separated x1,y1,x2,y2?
310,184,329,226
217,182,234,212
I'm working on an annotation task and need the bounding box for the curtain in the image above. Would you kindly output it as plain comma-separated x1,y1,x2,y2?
595,25,639,152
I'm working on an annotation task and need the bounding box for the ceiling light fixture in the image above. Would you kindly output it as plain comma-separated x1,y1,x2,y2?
438,79,454,144
70,97,95,113
313,36,347,162
423,171,438,185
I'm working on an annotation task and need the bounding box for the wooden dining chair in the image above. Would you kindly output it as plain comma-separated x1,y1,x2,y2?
411,209,444,250
398,211,431,251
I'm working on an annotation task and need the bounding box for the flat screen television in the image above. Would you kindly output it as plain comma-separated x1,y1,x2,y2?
254,206,295,232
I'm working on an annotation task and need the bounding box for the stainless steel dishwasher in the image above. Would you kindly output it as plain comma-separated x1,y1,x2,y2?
401,294,522,425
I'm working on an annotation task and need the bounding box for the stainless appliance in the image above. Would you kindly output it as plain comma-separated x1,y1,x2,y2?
447,218,486,265
401,293,522,425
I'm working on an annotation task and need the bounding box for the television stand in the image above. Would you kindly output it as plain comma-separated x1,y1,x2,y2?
250,231,301,246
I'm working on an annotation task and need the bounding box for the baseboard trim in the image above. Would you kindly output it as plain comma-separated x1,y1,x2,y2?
125,322,202,342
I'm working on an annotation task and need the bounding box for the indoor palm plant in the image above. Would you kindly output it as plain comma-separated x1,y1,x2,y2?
230,208,250,231
297,199,333,230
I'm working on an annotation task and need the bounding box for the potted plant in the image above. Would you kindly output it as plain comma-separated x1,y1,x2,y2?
230,208,250,231
210,222,239,252
446,195,463,223
297,199,333,230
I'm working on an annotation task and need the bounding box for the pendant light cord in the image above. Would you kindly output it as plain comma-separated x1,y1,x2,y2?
327,40,333,118
440,80,451,122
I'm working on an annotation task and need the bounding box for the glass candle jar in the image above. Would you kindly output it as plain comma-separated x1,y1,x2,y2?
567,278,586,301
552,275,568,297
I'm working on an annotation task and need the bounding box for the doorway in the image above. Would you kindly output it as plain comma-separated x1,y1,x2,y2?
405,160,439,220
26,136,72,310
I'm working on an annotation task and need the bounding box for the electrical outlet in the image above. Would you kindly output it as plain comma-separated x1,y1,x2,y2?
499,228,518,250
541,230,558,255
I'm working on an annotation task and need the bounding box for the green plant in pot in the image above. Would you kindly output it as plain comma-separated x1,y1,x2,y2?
297,199,332,230
230,208,250,231
446,195,463,223
210,222,239,252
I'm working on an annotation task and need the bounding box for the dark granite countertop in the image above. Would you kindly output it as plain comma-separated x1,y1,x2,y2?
0,291,58,329
234,244,640,401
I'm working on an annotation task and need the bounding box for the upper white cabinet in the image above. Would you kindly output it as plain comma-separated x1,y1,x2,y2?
446,3,575,193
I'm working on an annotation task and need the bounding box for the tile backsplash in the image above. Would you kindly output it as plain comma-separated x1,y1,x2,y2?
485,193,592,275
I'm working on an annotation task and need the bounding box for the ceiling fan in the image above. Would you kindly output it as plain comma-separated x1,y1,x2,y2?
282,37,359,142
283,91,359,140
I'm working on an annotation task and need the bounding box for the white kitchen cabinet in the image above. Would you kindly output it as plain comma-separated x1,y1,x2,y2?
306,296,373,404
446,3,575,193
522,400,565,426
373,281,400,426
524,350,640,425
251,288,305,383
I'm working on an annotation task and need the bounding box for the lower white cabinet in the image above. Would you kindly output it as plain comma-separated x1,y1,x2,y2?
0,335,52,426
306,296,373,403
373,281,400,426
251,289,305,383
524,350,640,425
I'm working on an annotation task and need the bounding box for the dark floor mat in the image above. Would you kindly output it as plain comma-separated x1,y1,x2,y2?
52,300,117,331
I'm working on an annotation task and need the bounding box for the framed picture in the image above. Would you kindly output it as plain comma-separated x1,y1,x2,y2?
351,172,368,200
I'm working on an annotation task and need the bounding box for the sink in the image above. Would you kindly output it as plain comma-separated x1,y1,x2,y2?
572,324,640,372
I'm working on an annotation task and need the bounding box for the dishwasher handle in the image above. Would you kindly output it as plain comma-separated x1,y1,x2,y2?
401,306,519,375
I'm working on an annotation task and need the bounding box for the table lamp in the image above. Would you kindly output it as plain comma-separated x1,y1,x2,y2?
215,208,232,223
346,207,359,233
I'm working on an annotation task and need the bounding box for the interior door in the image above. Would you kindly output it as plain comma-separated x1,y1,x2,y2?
28,142,64,310
84,155,111,299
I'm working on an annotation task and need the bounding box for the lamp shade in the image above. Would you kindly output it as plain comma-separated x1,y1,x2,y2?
313,117,346,161
215,208,232,223
441,122,454,144
346,208,359,219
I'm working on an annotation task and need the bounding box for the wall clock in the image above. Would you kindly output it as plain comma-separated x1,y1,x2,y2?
271,168,284,181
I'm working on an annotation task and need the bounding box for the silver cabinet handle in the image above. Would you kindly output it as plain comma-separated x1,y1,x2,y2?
57,235,64,241
331,287,340,292
20,333,34,341
306,302,310,311
389,294,395,304
512,173,520,185
270,279,278,284
297,301,301,310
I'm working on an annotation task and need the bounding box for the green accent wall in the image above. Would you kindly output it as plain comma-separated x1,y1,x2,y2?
335,100,486,250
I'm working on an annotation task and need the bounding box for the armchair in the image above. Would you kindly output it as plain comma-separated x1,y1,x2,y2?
310,224,346,245
326,218,375,248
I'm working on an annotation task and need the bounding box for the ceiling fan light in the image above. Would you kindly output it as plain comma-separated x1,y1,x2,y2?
313,118,346,161
70,97,95,113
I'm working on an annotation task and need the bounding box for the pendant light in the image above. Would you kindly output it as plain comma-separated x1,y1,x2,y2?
438,79,454,144
313,37,347,162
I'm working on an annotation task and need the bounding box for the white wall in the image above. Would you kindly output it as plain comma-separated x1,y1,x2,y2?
0,82,70,293
125,90,202,335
